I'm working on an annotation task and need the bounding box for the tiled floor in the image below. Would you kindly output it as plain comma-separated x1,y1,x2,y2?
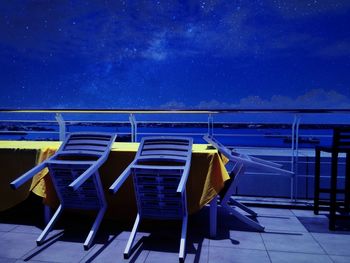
1,199,350,263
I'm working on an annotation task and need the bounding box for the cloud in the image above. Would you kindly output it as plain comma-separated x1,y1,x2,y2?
196,100,237,109
167,88,350,109
292,89,350,108
315,39,350,58
160,100,186,109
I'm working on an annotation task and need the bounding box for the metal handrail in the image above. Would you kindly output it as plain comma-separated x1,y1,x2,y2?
1,108,350,203
1,108,350,114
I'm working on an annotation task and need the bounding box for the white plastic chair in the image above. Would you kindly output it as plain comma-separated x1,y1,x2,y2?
11,132,116,249
204,135,294,231
109,136,193,262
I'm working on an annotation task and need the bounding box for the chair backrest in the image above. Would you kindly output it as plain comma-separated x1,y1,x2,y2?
333,127,350,150
203,135,293,175
57,132,116,159
132,136,193,219
48,132,116,209
135,136,192,163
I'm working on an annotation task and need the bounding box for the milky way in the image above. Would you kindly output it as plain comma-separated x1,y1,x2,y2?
1,1,350,109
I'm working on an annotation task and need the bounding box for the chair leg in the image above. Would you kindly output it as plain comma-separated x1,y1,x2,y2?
209,196,217,238
223,203,265,232
179,214,188,263
229,197,257,217
36,204,63,245
124,214,141,259
83,206,107,250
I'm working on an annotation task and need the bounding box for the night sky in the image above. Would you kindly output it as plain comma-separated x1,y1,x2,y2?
1,1,350,109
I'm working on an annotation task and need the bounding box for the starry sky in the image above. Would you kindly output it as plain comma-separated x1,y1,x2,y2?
1,0,350,109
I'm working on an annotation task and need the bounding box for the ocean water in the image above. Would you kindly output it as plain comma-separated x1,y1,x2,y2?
0,120,341,149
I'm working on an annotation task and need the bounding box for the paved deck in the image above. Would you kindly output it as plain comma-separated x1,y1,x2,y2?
0,195,350,263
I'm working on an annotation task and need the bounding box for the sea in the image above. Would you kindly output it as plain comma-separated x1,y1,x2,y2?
0,120,347,149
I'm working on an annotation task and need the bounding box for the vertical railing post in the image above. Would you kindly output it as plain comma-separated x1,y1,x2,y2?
290,116,296,200
129,114,137,142
134,115,138,142
291,114,301,201
55,113,66,141
208,114,214,136
294,115,301,201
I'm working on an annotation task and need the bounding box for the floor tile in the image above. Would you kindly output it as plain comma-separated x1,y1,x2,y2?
329,255,350,263
269,251,333,263
262,232,325,254
297,217,333,234
291,209,327,218
113,230,150,241
210,230,265,250
27,239,101,263
0,223,18,232
312,233,350,256
259,215,308,233
82,238,149,263
15,260,55,263
0,232,38,259
0,257,16,263
143,233,208,263
250,207,294,217
11,225,46,235
144,246,208,263
208,247,270,263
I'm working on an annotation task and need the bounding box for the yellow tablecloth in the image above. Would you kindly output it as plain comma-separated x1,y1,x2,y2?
0,141,229,218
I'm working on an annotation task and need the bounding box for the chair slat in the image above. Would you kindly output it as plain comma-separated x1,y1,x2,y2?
64,145,107,152
142,144,189,151
141,149,188,157
67,139,110,145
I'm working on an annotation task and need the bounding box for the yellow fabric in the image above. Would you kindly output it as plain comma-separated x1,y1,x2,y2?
0,148,37,211
0,141,229,216
30,148,57,204
0,141,214,152
0,141,61,149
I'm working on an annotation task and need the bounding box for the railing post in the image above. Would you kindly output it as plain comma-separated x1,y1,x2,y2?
294,115,301,201
55,113,66,141
134,116,138,142
291,114,301,201
208,114,214,136
291,116,296,200
129,114,137,142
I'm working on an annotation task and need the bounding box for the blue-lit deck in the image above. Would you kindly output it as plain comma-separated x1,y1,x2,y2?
0,109,349,262
1,196,349,263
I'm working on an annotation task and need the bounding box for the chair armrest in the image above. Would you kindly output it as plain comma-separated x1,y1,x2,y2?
109,161,135,194
10,161,47,190
176,163,191,194
68,164,100,191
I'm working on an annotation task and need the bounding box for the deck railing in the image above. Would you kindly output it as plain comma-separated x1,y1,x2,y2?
1,108,349,203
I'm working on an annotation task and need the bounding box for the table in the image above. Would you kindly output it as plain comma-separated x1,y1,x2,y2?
0,141,229,236
314,145,350,230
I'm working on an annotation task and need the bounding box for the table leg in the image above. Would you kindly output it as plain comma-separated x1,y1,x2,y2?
44,205,52,224
329,151,338,230
345,153,350,214
314,149,321,215
209,196,217,238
